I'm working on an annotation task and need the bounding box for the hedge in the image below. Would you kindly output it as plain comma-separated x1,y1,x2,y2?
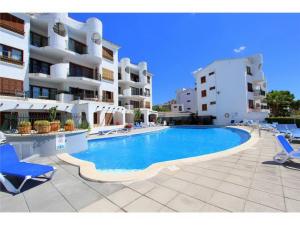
265,117,300,128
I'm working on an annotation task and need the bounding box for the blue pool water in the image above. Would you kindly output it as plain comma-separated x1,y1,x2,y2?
72,127,250,171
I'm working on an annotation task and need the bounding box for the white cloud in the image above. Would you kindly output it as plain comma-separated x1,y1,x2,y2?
233,46,246,53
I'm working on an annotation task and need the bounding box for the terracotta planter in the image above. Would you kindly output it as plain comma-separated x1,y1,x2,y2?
50,121,60,132
36,125,51,134
64,124,75,131
18,125,31,134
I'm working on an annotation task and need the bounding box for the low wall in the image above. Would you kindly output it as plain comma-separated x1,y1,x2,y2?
5,130,88,160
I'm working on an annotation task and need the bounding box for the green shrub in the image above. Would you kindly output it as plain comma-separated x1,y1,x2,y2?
65,119,74,126
19,121,31,127
49,107,57,122
265,117,300,128
79,121,90,130
34,120,50,126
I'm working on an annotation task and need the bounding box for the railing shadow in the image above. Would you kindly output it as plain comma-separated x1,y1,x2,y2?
262,160,300,171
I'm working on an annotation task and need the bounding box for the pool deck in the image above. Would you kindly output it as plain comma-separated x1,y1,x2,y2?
1,127,300,212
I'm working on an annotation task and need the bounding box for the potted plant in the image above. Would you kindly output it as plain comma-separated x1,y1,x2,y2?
125,123,133,130
64,119,75,131
34,120,51,134
49,107,60,132
18,121,31,134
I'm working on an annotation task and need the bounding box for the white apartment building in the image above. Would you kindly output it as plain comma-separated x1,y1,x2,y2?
193,54,269,125
172,88,197,113
118,58,157,125
0,13,140,133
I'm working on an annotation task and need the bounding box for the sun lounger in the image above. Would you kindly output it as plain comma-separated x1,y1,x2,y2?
275,124,289,133
273,134,300,164
0,144,56,194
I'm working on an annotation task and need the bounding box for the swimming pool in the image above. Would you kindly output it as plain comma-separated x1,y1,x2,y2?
72,127,250,172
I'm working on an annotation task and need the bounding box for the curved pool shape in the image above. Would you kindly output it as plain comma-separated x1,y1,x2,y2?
72,127,250,172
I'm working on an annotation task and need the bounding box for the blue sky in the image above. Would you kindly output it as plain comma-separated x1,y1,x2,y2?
70,13,300,104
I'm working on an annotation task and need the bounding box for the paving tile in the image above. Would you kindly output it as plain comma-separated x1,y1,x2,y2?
282,177,300,190
128,180,156,194
124,196,164,212
0,194,29,212
244,201,281,212
193,176,222,189
283,186,300,201
53,179,101,210
23,181,75,212
107,188,141,208
159,206,176,212
184,183,215,202
217,181,249,199
173,171,199,182
79,198,120,212
251,179,283,196
162,178,190,192
167,194,205,212
148,173,171,184
201,203,228,212
247,189,285,211
84,181,125,196
145,186,178,204
285,198,300,212
253,173,282,185
229,168,254,178
208,191,245,212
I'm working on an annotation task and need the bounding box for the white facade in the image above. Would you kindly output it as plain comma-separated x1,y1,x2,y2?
0,13,130,133
193,54,269,125
118,58,157,125
173,88,197,113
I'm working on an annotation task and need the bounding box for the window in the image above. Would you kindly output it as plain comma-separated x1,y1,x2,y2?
53,22,66,37
209,71,215,76
69,63,94,80
202,104,207,111
246,66,252,75
30,85,57,100
102,90,114,103
130,100,140,109
145,88,150,97
30,32,48,47
131,87,142,96
248,100,254,109
69,38,87,54
187,93,190,95
0,13,24,35
247,82,253,92
187,100,191,102
173,106,177,108
209,86,216,90
210,101,216,105
178,106,182,111
118,73,121,80
187,107,191,110
147,75,151,84
201,76,206,84
0,43,23,65
201,90,207,97
145,101,151,109
30,58,52,74
102,68,114,81
130,73,139,82
102,46,114,61
118,87,122,95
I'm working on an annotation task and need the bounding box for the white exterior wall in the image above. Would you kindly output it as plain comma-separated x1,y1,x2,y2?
0,13,30,91
193,54,269,125
175,88,197,113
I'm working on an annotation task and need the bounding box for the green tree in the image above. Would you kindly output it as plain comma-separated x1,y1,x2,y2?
134,109,142,123
291,100,300,116
266,90,295,116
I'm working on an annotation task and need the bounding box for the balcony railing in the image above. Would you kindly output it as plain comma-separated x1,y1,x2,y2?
0,90,27,98
102,97,114,103
254,89,266,97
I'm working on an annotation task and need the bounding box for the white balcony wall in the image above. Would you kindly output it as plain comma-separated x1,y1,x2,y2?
138,61,147,84
86,18,102,58
50,63,69,79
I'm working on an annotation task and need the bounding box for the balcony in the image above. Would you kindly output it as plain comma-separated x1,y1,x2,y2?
0,90,26,98
124,104,134,110
0,55,23,66
102,97,114,103
68,38,87,55
30,32,48,48
254,89,266,98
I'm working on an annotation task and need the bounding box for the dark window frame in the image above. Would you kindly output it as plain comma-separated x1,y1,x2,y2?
0,43,23,65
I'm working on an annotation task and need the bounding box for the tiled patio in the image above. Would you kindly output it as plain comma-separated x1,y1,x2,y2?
1,129,300,212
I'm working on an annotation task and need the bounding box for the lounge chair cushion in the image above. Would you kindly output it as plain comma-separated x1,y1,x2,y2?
0,162,54,178
277,135,294,154
0,144,19,166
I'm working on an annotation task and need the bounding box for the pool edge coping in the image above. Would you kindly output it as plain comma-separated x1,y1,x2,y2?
57,126,259,183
